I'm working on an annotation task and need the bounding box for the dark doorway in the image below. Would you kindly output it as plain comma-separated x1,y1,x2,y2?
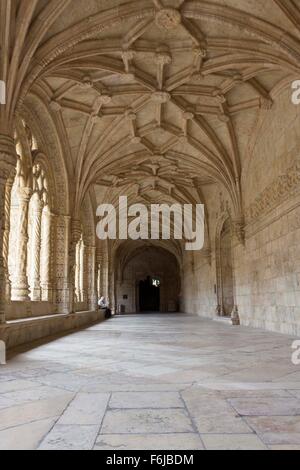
139,276,160,312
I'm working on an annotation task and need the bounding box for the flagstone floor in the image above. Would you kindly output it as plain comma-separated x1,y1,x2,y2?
0,313,300,450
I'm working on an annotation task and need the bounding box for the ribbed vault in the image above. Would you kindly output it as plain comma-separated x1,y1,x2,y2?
1,0,299,232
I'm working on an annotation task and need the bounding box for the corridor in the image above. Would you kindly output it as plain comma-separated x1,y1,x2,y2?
0,314,300,450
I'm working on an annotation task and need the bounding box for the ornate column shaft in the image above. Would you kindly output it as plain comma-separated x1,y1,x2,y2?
29,196,43,301
11,187,32,301
79,240,87,303
3,174,15,301
86,245,97,311
0,134,17,322
96,249,103,299
54,214,70,314
0,179,6,323
40,206,54,301
68,219,81,313
74,241,79,302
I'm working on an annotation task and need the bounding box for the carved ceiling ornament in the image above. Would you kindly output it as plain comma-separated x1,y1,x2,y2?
155,8,181,31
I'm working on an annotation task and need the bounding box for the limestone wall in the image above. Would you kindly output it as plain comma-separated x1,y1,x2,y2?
182,85,300,336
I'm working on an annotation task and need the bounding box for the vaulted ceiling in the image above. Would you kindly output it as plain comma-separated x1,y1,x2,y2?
2,0,300,223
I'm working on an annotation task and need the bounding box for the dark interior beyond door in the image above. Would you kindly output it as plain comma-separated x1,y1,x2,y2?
139,276,160,312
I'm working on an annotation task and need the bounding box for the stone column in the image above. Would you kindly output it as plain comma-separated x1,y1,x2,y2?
96,249,103,299
86,245,97,311
79,240,87,304
3,175,15,301
11,187,32,301
0,134,16,323
74,239,80,303
54,215,70,314
68,219,81,313
29,195,43,301
40,206,54,301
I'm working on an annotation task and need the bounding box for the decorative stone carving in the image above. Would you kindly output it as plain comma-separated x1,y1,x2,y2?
245,159,300,222
40,206,53,302
218,113,230,123
155,8,181,31
3,175,15,301
233,73,244,85
29,196,43,301
125,110,137,121
80,76,94,89
155,49,172,66
182,111,194,121
11,187,32,301
49,100,61,112
151,91,171,104
259,97,273,110
68,219,82,313
232,218,245,245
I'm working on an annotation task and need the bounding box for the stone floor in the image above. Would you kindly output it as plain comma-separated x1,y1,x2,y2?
0,313,300,450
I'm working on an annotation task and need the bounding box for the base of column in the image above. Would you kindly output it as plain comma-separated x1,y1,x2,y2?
231,305,241,326
31,283,41,302
11,279,31,301
41,283,54,302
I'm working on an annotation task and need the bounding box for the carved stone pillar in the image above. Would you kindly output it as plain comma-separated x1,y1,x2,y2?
86,245,97,311
54,215,70,314
29,195,43,301
0,134,16,322
96,249,103,299
11,187,32,301
3,175,15,301
80,240,88,304
40,206,53,301
74,240,80,303
69,219,81,313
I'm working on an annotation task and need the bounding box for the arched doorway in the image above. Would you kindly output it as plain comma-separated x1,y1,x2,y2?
139,276,160,312
114,244,181,313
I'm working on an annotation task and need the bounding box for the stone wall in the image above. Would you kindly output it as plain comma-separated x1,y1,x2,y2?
182,85,300,336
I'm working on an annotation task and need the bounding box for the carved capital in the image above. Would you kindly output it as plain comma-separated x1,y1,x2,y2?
71,219,82,244
232,218,245,245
